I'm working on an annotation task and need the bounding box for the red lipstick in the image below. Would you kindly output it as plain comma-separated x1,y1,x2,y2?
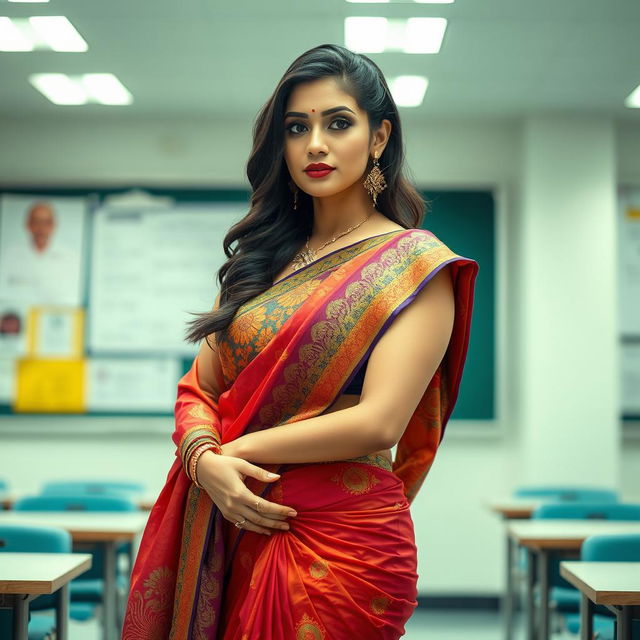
304,163,335,179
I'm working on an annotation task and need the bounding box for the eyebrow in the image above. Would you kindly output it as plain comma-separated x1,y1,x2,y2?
283,105,356,119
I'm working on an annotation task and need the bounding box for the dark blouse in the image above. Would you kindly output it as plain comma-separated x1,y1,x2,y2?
342,354,369,395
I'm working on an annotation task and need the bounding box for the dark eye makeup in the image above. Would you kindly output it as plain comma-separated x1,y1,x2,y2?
285,117,353,135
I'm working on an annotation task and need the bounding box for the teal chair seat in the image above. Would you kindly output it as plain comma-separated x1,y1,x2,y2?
0,523,76,639
560,533,640,638
13,493,138,630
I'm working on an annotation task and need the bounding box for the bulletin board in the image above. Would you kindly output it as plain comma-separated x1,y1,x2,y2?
0,186,496,422
618,185,640,421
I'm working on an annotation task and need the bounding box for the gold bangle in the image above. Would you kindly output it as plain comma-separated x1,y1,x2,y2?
189,442,222,489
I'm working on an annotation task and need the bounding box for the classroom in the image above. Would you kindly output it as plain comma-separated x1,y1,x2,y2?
0,1,639,639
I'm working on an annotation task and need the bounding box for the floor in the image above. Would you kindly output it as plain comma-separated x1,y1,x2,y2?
36,609,579,639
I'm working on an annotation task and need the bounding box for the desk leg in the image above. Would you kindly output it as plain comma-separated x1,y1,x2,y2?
579,593,593,640
103,541,117,640
13,595,28,640
616,605,631,640
526,548,537,640
503,533,515,640
537,550,550,640
55,583,69,640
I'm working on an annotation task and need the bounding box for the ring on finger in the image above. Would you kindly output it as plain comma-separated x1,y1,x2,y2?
234,517,247,529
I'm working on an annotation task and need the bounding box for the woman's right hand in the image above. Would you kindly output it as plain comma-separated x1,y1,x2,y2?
195,450,297,535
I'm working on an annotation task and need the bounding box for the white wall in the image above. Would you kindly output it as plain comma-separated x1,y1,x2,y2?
0,115,639,596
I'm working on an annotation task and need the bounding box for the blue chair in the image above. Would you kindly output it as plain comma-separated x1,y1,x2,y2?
512,487,621,603
0,479,8,511
13,493,137,629
41,480,144,497
15,494,137,512
515,486,619,503
531,503,640,633
562,534,640,639
0,523,71,639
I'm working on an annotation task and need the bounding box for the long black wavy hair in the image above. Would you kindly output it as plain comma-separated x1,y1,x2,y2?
185,43,428,346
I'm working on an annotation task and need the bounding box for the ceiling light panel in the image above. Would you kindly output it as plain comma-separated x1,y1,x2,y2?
28,16,88,52
82,74,133,106
389,75,429,107
29,73,88,105
344,17,388,53
345,17,447,54
404,17,446,53
0,17,33,51
29,73,133,106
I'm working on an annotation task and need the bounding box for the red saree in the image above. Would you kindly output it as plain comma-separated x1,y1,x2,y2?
122,228,478,639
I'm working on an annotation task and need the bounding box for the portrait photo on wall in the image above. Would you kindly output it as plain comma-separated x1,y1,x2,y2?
0,194,87,307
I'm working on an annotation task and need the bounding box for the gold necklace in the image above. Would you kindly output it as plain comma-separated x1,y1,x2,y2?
291,213,373,270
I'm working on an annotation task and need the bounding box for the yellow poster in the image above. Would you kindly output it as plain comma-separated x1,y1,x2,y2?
14,359,86,413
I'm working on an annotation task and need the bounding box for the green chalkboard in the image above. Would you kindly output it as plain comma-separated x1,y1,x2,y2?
420,190,495,420
0,186,496,421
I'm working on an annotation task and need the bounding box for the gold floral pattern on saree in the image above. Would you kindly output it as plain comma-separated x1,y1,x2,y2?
193,553,221,639
308,559,329,579
330,465,381,495
187,405,213,421
370,595,391,615
218,231,406,387
121,566,174,640
296,612,326,639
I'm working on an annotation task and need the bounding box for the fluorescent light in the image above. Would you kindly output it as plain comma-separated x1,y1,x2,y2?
404,17,446,53
344,17,388,53
624,85,640,109
29,73,88,105
389,75,428,107
0,17,33,51
8,0,50,3
82,74,133,105
28,16,88,52
29,73,133,106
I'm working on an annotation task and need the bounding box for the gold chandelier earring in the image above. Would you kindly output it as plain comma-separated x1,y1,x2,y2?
289,181,299,210
363,151,387,207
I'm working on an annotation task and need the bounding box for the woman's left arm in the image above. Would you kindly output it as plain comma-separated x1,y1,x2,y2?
224,264,456,464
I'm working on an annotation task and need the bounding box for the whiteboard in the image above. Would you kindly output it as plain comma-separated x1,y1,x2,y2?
88,204,246,355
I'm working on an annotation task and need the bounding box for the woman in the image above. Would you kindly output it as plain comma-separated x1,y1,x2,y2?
123,44,478,639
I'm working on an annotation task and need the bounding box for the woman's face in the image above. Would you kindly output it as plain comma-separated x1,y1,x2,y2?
283,76,389,200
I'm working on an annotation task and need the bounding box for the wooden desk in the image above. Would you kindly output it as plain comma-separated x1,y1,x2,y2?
560,562,640,640
0,552,92,640
0,512,148,640
486,498,545,520
486,498,548,640
508,521,640,640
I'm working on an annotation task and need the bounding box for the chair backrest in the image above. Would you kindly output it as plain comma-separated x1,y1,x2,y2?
514,486,618,502
13,494,137,512
41,480,144,497
582,534,640,561
532,502,640,521
0,523,71,553
0,523,72,618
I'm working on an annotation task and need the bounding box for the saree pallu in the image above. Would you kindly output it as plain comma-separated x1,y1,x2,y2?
122,228,479,640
